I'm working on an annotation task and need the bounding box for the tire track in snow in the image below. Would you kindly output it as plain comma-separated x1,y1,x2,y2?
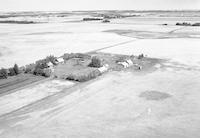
168,26,187,34
87,39,138,53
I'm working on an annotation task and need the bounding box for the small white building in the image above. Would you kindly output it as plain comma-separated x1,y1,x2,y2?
118,62,129,68
57,58,64,64
118,59,134,68
98,64,109,73
126,59,133,65
47,62,53,67
46,62,54,73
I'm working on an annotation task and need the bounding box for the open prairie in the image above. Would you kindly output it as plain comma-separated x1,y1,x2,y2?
1,11,200,68
0,11,200,138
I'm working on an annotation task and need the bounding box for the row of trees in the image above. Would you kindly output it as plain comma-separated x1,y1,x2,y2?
0,64,19,79
176,22,200,27
0,55,57,79
24,55,57,77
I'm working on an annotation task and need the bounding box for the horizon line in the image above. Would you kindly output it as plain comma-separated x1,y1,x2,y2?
0,9,200,13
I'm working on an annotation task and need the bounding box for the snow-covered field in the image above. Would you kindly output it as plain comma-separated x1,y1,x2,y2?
1,14,200,138
0,79,74,116
0,22,132,68
1,69,200,138
1,16,200,68
102,38,200,67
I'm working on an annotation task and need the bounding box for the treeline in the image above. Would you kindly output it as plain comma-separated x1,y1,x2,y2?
176,22,200,26
0,55,58,79
83,18,103,21
24,55,57,77
0,64,19,79
0,20,37,24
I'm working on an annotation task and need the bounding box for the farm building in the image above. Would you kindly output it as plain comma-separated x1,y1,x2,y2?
56,58,64,63
47,62,54,68
98,64,109,73
117,59,133,68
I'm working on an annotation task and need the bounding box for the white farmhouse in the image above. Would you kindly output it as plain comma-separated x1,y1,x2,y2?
47,62,53,67
57,58,64,64
126,59,133,65
118,62,129,68
98,64,109,73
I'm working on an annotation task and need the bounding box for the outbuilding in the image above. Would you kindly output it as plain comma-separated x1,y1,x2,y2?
47,62,53,67
98,64,109,73
56,58,64,64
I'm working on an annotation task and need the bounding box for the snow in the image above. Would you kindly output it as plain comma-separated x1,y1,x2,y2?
1,19,200,68
0,15,200,138
102,38,200,67
0,79,74,116
0,23,132,68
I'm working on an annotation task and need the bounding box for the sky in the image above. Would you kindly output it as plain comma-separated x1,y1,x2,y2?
0,0,200,11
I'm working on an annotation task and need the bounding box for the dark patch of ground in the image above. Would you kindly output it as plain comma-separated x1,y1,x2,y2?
0,20,38,24
25,32,72,35
139,90,172,101
104,29,200,39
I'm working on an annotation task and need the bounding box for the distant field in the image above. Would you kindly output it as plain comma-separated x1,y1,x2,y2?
0,74,45,96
